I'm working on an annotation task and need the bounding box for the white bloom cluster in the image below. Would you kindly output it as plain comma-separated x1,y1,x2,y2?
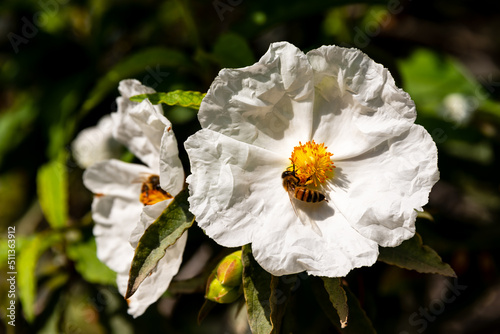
78,42,440,316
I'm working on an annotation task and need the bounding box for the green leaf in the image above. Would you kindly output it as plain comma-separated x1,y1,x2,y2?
129,90,206,110
125,188,194,299
66,237,116,285
322,277,348,328
269,275,297,334
213,32,255,68
378,233,456,277
80,47,191,116
18,232,63,322
241,244,273,334
313,278,376,333
342,287,376,334
36,153,68,229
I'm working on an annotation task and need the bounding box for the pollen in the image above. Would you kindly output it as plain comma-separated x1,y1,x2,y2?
289,140,335,186
139,175,173,205
139,190,172,205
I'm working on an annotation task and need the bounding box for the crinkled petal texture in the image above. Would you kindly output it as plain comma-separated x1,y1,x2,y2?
186,42,439,277
83,79,186,316
112,79,184,194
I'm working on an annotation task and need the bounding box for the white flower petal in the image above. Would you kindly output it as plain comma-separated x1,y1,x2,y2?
117,229,188,318
307,45,416,159
129,100,169,148
331,124,439,247
71,115,122,169
125,99,171,169
112,79,164,168
198,42,315,154
185,128,285,247
252,202,379,277
159,124,185,196
118,78,156,98
83,159,153,198
93,215,136,273
90,194,143,227
129,200,171,248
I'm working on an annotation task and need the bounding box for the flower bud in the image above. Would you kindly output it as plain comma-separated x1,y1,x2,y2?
205,250,243,304
216,250,243,287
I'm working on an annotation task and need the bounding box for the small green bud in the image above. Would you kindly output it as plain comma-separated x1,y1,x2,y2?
216,250,243,287
205,271,242,303
205,250,243,304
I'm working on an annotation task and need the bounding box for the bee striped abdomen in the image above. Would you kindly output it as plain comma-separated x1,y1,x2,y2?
282,168,327,204
294,187,325,203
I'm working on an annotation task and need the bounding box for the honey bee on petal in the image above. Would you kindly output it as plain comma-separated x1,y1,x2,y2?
135,174,173,206
282,165,327,236
282,168,328,204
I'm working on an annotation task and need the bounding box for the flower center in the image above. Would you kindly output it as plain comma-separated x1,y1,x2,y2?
289,140,335,186
139,174,173,205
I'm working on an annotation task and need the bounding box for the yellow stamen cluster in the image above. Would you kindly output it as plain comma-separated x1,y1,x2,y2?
290,140,335,186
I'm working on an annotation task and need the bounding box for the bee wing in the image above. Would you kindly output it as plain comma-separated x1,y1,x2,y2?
286,189,323,237
131,172,152,184
286,188,300,218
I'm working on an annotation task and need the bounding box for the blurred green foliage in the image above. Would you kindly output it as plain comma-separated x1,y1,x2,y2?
1,0,500,333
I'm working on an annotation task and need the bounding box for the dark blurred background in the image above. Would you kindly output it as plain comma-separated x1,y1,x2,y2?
1,0,500,333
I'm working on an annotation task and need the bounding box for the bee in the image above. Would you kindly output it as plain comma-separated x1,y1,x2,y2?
282,168,327,204
136,174,173,206
282,166,327,236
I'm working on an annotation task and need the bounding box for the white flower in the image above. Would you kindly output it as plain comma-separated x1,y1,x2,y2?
71,115,122,169
440,93,474,125
83,79,186,317
185,42,439,277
